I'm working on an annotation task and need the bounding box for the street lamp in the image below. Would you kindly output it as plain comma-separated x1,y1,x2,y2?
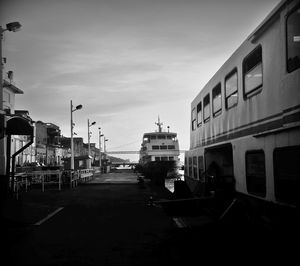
0,22,22,195
104,138,109,153
88,119,96,168
70,100,82,170
98,128,104,171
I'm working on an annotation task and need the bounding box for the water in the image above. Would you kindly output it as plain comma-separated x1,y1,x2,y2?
165,170,184,192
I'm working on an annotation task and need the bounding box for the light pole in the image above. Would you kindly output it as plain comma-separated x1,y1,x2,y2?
1,22,22,198
104,138,108,154
87,119,96,168
98,128,104,171
70,100,82,170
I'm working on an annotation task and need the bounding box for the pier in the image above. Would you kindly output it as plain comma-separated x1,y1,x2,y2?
2,169,298,265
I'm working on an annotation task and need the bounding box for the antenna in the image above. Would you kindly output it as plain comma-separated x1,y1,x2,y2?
155,115,163,132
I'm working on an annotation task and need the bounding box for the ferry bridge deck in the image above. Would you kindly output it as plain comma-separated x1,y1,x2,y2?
106,150,186,166
106,150,186,155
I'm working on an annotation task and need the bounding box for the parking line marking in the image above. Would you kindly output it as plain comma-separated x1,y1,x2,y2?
35,207,64,226
173,217,187,228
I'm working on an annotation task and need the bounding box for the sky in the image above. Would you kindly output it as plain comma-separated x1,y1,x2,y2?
1,0,281,162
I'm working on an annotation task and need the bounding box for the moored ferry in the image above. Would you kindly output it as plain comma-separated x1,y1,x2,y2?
139,117,180,180
184,0,300,222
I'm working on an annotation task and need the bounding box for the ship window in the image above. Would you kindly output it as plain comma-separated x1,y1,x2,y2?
225,68,238,109
160,145,167,150
197,102,202,126
168,145,175,149
243,45,262,97
152,145,159,150
203,94,210,122
193,156,197,179
212,83,222,117
143,136,150,142
167,135,172,139
158,135,166,139
274,146,300,206
155,157,160,161
192,108,197,130
188,157,192,177
161,157,168,161
150,135,156,139
198,156,204,179
286,5,300,73
246,150,266,197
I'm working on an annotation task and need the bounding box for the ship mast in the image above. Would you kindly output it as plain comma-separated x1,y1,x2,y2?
155,116,163,133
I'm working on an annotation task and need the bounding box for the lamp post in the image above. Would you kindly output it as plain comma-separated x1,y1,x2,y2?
98,128,104,172
87,119,96,168
70,100,82,170
104,138,108,154
1,22,22,198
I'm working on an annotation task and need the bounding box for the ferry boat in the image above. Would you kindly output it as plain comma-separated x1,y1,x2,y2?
139,117,180,182
184,0,300,222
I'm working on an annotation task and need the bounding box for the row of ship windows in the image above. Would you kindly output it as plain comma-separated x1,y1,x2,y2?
191,45,262,131
185,146,300,205
152,145,176,150
143,135,177,141
191,5,300,131
155,156,175,161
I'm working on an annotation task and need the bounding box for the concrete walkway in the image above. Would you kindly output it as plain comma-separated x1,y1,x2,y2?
2,171,298,265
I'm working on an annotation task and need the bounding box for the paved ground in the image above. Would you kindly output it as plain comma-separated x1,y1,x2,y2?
2,171,299,265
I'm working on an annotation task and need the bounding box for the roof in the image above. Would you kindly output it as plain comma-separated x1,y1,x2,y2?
3,79,23,94
143,132,177,136
248,0,290,43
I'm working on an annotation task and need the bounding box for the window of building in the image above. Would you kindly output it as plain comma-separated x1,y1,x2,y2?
79,160,84,168
184,157,188,176
3,91,10,103
169,156,174,161
197,102,202,126
193,156,197,179
203,94,210,122
225,69,238,109
243,46,263,97
155,157,160,161
212,83,222,117
274,146,300,206
161,157,168,161
191,108,196,130
160,145,167,150
286,5,300,73
168,145,175,149
152,145,159,150
246,150,266,197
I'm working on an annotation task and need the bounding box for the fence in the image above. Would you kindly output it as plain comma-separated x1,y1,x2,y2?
11,168,96,198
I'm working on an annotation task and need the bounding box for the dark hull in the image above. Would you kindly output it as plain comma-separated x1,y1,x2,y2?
139,160,177,185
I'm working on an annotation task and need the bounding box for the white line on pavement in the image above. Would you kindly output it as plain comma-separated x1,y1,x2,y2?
34,207,64,226
173,217,187,228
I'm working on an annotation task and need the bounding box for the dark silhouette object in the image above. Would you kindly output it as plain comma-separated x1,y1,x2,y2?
205,161,220,196
173,180,193,199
